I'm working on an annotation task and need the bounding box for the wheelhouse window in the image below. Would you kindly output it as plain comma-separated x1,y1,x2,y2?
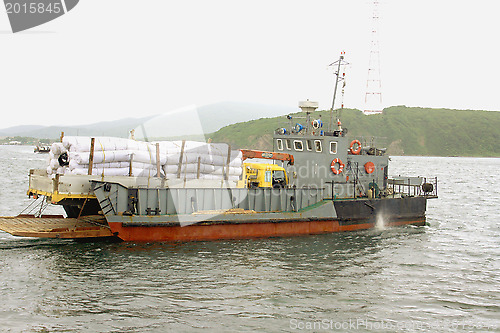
329,141,337,154
314,140,322,153
276,139,283,151
306,140,313,151
294,140,303,151
285,139,291,150
265,170,272,183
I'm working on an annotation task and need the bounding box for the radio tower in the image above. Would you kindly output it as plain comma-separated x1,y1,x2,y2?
364,0,383,115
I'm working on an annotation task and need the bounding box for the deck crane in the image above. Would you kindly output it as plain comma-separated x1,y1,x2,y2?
240,149,294,165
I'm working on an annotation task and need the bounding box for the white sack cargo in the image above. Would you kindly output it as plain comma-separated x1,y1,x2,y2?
47,136,243,181
62,136,129,152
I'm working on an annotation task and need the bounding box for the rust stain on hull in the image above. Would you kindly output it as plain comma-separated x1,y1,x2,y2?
108,218,425,242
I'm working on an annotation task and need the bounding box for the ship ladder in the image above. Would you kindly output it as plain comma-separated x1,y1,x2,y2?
93,183,118,216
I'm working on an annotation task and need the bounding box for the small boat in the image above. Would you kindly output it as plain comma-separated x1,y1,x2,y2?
0,54,437,242
34,145,51,153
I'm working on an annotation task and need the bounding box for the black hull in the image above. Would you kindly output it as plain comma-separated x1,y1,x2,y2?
333,196,427,225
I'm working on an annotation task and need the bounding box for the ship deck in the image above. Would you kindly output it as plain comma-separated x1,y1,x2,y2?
0,215,114,239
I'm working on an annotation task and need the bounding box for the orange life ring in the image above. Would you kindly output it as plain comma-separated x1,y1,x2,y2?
331,158,344,174
364,161,375,174
349,139,362,155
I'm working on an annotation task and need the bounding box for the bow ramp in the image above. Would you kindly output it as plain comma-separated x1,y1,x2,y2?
0,215,113,239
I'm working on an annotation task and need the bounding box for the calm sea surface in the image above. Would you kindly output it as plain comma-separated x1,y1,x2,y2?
0,145,499,332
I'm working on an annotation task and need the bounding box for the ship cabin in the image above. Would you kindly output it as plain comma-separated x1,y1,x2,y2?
273,101,389,199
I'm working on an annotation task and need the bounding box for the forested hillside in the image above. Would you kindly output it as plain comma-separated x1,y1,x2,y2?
210,106,500,157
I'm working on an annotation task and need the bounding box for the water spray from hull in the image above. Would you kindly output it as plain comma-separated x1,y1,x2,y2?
375,212,386,230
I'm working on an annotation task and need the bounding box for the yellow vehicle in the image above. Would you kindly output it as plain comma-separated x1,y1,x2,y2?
237,162,289,188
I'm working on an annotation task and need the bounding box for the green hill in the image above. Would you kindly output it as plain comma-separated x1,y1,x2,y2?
210,106,500,157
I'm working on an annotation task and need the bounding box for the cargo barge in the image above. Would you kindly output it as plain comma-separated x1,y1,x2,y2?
0,54,437,242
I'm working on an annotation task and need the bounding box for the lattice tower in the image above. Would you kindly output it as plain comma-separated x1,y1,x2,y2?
364,0,383,115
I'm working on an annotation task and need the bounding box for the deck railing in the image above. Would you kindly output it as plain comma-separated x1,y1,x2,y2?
387,176,438,198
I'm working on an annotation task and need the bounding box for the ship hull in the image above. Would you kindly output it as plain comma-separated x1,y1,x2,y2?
106,197,427,242
0,195,428,242
108,219,425,242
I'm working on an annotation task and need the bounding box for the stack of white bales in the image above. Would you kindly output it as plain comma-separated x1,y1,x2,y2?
160,141,242,181
62,136,160,177
47,142,68,175
46,136,243,181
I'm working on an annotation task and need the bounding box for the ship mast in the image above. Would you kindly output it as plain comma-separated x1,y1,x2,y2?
328,52,349,131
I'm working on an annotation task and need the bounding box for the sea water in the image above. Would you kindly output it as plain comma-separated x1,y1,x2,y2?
0,146,499,332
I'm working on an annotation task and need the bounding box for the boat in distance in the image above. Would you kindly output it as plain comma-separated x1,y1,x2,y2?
0,54,437,242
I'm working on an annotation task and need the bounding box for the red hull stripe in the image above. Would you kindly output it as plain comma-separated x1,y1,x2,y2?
108,219,425,242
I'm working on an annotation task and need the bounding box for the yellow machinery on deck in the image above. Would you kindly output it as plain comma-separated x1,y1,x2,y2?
237,149,293,188
237,163,289,188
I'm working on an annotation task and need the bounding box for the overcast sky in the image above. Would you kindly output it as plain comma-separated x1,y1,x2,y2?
1,0,498,128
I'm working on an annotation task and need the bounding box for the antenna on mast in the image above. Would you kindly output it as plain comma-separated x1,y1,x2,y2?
328,52,349,131
364,0,383,114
